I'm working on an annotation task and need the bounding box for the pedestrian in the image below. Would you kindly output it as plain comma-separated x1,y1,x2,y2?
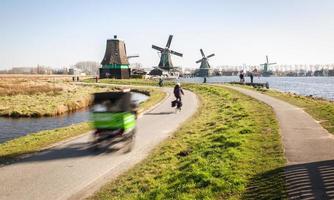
158,77,164,87
250,72,254,83
77,76,80,82
203,77,207,83
239,70,244,83
95,76,99,83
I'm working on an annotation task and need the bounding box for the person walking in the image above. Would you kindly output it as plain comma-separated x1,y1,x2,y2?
158,77,164,87
250,72,254,83
239,70,245,83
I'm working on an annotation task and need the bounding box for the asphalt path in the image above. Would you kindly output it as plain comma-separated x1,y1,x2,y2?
0,88,198,200
225,85,334,200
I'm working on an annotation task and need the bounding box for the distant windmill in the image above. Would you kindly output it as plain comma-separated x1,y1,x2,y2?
152,35,183,71
260,55,276,72
196,49,215,69
195,49,215,77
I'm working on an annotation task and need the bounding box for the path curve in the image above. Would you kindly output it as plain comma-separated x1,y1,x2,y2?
0,88,198,200
225,85,334,199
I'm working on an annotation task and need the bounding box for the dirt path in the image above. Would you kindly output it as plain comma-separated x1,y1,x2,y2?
225,85,334,199
0,88,198,200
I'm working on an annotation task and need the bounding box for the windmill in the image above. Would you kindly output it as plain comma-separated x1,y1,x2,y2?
195,49,215,77
151,35,183,72
260,55,276,76
100,35,132,79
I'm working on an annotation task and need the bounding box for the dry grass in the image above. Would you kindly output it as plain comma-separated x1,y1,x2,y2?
0,81,63,96
0,78,113,117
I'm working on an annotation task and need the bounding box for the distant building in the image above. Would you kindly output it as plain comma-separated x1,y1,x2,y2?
69,67,85,75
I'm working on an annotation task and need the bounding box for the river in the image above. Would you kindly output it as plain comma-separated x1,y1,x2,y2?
179,76,334,101
0,92,148,143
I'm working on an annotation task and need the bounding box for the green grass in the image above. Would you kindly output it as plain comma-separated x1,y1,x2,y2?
241,85,334,134
0,89,166,165
89,84,285,200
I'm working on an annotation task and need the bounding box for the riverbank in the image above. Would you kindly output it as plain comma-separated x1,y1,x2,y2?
0,88,166,165
84,77,177,87
0,78,116,117
89,83,285,199
236,85,334,134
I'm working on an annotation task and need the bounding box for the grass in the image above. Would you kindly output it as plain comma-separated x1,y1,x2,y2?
0,78,118,117
0,88,166,165
84,78,177,87
89,84,285,200
240,85,334,134
0,81,63,96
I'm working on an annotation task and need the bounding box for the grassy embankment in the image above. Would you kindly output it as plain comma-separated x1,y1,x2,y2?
242,86,334,134
84,77,177,87
0,79,117,117
89,83,285,199
0,80,166,164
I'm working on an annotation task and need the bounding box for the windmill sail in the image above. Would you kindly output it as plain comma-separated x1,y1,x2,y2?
196,49,215,77
151,35,183,71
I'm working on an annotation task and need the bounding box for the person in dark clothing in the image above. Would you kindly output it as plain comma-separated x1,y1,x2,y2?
158,78,164,87
173,83,184,102
239,71,244,83
203,77,207,83
250,72,254,83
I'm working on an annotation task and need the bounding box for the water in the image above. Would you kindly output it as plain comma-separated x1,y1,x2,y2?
179,76,334,100
0,92,148,143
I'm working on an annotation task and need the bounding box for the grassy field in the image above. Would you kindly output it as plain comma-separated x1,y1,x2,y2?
0,77,118,117
0,83,166,165
240,85,334,134
89,83,285,200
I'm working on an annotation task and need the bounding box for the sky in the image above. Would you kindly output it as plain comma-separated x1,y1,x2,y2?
1,0,334,69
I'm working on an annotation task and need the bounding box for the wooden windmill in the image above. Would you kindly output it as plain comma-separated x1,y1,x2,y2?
260,55,276,77
195,49,215,77
151,35,183,71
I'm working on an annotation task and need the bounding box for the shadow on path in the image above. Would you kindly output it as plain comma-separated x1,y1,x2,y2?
144,111,175,115
3,139,132,165
242,160,334,200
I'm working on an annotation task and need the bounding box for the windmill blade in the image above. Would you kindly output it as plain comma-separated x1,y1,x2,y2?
266,55,269,63
166,35,173,48
269,63,277,65
170,50,183,57
127,54,139,59
200,49,205,57
196,58,203,63
207,53,215,58
152,45,164,52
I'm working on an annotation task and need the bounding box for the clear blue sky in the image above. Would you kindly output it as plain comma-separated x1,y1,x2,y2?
1,0,334,69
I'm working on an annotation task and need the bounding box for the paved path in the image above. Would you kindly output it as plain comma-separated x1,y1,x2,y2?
0,88,198,200
225,85,334,200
